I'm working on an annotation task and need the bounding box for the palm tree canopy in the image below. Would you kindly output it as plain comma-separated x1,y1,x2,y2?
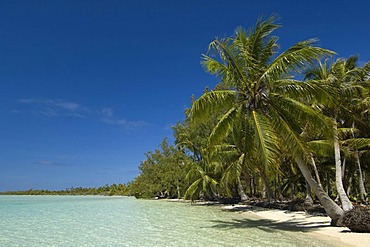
190,16,335,166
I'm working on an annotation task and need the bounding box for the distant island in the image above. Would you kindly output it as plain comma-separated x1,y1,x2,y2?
0,183,128,196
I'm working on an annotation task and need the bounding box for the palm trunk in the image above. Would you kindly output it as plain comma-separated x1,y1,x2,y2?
325,172,331,196
311,156,322,188
355,151,367,203
177,184,181,199
249,173,254,196
296,157,344,225
237,175,249,202
350,122,367,203
304,181,313,207
346,174,353,196
342,158,346,180
288,168,295,199
333,120,354,211
260,171,274,202
250,172,256,196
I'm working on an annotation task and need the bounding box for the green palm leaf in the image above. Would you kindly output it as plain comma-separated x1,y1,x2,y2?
268,107,309,162
342,138,370,150
261,39,335,83
251,110,280,170
307,140,333,157
274,79,338,107
184,178,201,200
270,93,333,135
208,107,239,147
190,90,235,122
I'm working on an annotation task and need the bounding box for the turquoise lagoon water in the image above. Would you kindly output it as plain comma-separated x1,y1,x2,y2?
0,196,332,246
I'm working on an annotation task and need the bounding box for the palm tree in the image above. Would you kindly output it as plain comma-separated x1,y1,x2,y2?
305,56,370,209
190,16,345,224
346,60,370,203
212,142,249,201
183,152,219,201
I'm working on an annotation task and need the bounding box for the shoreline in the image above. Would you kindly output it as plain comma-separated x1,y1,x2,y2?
163,199,370,247
221,204,370,247
8,196,367,246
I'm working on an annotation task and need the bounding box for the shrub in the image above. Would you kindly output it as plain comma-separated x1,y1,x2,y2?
340,207,370,233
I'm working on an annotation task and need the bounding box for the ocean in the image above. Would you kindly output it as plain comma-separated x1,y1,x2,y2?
0,195,331,246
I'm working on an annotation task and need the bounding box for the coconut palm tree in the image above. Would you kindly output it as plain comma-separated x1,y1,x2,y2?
190,16,345,224
346,60,370,203
305,56,370,209
183,152,219,201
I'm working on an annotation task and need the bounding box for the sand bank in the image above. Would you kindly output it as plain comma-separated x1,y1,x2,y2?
223,205,370,247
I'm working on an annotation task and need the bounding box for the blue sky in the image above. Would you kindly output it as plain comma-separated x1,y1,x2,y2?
1,0,369,191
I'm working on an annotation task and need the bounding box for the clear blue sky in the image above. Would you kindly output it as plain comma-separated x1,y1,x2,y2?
1,0,369,191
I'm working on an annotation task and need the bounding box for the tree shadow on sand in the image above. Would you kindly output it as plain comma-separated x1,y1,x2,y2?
209,216,332,233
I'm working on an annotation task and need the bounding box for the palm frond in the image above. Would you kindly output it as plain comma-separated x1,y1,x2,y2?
361,61,370,80
184,178,201,200
307,140,333,157
201,55,229,78
248,15,281,59
206,38,248,87
261,39,335,83
208,107,238,147
304,60,330,80
203,174,218,190
274,79,338,107
259,35,279,66
221,154,245,195
251,110,280,171
189,90,235,123
337,127,359,139
270,93,333,135
342,138,370,150
268,107,310,162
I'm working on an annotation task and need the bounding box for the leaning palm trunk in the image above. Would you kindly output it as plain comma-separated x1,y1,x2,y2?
311,156,322,188
354,151,367,203
333,120,354,211
296,157,344,225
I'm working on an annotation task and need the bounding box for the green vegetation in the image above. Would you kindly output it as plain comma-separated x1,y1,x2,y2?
126,16,370,226
127,138,191,199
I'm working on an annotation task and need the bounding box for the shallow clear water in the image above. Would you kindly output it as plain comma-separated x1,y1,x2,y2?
0,196,331,246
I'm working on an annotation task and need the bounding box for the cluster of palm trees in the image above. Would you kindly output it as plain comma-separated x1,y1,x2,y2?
184,16,369,225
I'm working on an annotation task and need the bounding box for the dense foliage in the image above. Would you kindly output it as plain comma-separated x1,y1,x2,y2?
127,138,191,198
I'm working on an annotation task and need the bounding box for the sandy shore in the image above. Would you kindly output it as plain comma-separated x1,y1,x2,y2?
222,205,370,247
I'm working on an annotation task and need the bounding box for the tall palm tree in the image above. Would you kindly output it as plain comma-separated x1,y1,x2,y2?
305,56,370,209
190,16,345,224
346,60,370,203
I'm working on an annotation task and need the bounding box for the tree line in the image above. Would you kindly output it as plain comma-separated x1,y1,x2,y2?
127,15,370,226
0,183,128,196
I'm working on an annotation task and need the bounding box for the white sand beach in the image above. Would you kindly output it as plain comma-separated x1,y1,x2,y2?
223,205,370,247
